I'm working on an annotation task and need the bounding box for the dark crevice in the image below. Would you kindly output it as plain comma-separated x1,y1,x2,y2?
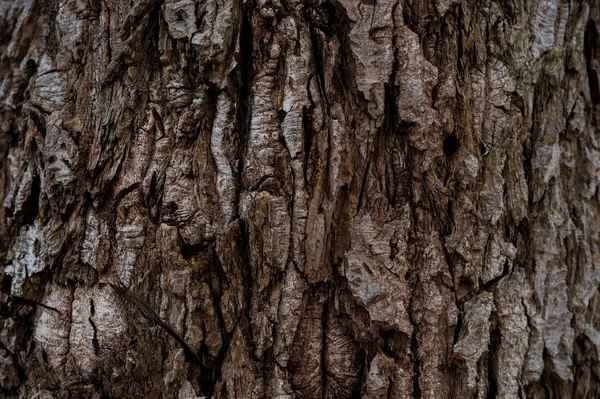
113,182,140,205
452,306,463,348
149,172,165,224
110,284,202,363
487,316,500,398
443,132,459,157
386,375,394,399
479,142,489,157
383,78,398,207
205,247,232,393
584,21,599,103
200,327,235,397
572,334,600,398
397,121,416,137
234,0,254,212
11,59,37,107
482,258,510,293
20,173,40,225
196,220,252,396
379,329,411,360
145,171,158,217
321,297,329,399
237,219,253,326
9,296,60,314
0,339,26,389
302,102,315,185
0,275,12,295
89,299,99,355
306,21,329,106
402,0,419,34
178,229,214,259
151,107,165,137
407,251,422,398
318,1,357,107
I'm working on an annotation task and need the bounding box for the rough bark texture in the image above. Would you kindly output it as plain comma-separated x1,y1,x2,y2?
1,0,600,398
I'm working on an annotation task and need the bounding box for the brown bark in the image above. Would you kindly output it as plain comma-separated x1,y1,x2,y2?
1,0,600,398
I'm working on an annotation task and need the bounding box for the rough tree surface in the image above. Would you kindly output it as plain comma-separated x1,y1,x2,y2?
1,0,600,398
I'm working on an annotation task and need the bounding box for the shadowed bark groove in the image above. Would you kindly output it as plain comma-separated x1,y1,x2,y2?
1,0,600,398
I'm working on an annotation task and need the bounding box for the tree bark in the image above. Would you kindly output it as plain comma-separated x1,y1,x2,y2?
1,0,600,398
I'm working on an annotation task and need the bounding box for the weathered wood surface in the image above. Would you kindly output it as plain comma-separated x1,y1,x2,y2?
1,0,599,397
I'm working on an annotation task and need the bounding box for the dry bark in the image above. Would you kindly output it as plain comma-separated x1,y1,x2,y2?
1,0,600,398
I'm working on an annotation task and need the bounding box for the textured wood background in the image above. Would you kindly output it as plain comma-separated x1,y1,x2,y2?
1,0,600,398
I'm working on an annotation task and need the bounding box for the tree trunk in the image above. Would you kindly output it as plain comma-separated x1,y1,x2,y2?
1,0,600,398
